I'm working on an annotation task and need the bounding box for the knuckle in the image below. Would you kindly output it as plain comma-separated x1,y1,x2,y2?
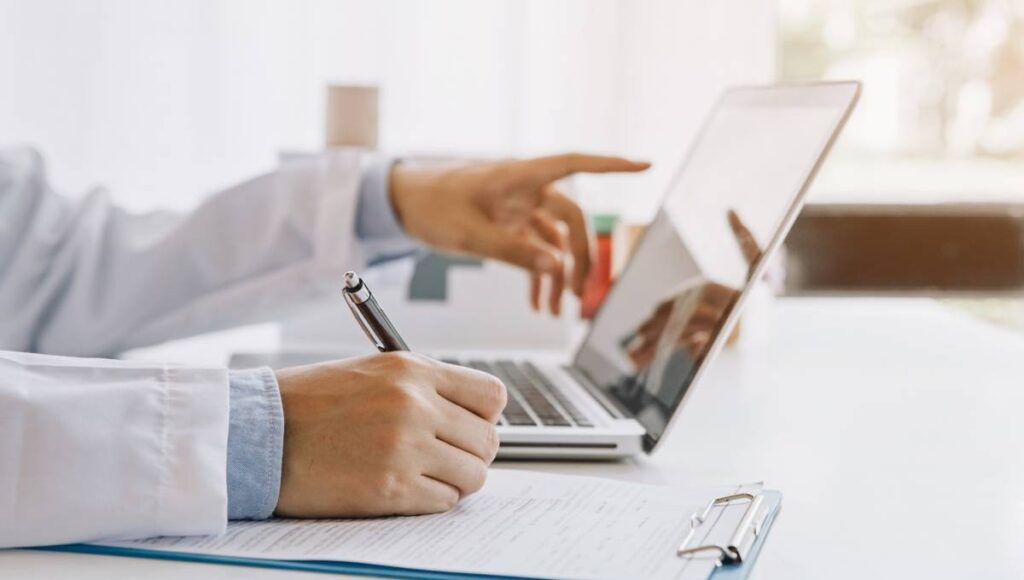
441,489,460,511
384,350,421,371
386,384,428,417
374,470,410,508
483,375,508,419
484,424,500,462
374,471,399,498
464,460,489,495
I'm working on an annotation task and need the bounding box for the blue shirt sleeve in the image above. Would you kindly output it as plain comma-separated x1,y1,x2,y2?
356,156,422,266
226,367,284,520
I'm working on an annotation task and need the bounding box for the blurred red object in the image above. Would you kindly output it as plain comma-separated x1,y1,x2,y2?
581,214,617,319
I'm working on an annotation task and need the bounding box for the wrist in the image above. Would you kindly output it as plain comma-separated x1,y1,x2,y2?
387,162,447,243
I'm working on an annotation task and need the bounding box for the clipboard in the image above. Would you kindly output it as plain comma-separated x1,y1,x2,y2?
686,489,783,579
38,490,780,580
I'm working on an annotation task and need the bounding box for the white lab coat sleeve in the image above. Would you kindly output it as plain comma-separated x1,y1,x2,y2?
0,350,229,548
0,147,364,356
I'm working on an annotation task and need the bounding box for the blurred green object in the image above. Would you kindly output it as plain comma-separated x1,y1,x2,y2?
943,299,1024,335
590,213,618,235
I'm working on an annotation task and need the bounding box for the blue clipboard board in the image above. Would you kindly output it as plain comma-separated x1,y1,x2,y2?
38,491,781,580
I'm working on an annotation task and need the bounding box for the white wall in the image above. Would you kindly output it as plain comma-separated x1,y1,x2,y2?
610,0,778,220
1,0,775,350
0,0,774,218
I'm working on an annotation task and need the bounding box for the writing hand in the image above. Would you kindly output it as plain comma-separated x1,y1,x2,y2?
274,353,506,517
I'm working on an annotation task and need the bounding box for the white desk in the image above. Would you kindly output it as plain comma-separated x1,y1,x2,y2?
5,298,1024,579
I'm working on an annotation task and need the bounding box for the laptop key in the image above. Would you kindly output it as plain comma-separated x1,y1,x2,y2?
494,361,572,427
522,362,595,428
467,360,537,426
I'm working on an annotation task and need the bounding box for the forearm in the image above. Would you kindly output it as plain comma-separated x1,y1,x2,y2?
1,148,368,356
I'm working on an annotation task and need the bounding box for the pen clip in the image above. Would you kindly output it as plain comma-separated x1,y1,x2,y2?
344,292,386,352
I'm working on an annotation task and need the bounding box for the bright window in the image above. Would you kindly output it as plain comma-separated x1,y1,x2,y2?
781,0,1024,203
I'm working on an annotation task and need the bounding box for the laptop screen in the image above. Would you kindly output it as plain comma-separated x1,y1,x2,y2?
574,83,859,451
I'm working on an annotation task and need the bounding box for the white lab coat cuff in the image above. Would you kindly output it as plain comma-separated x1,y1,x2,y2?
156,366,231,537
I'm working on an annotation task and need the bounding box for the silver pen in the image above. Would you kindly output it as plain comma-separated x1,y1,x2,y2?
342,271,410,352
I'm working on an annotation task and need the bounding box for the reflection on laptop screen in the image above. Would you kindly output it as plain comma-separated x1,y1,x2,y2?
574,84,857,448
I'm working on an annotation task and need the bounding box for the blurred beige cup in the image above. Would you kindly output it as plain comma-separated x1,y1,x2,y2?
325,85,378,148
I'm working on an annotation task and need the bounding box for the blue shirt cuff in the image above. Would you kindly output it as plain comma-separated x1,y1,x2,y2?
226,367,284,520
356,156,422,265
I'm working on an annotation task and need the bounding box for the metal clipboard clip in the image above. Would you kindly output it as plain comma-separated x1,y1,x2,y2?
676,492,769,565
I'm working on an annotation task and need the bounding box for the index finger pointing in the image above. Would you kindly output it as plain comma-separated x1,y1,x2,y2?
512,153,650,185
434,364,507,423
727,209,762,267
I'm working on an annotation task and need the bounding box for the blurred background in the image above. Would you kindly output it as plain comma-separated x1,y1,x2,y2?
0,0,772,219
786,0,1024,202
779,0,1024,330
5,1,1021,208
1,0,1022,356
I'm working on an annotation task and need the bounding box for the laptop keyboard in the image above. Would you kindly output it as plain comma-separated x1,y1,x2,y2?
446,360,593,428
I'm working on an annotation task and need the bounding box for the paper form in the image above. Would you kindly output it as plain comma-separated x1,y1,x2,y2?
101,470,759,580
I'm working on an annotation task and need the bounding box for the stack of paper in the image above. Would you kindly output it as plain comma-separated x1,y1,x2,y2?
57,470,773,580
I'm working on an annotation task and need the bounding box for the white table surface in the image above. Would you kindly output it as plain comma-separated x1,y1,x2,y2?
5,297,1024,579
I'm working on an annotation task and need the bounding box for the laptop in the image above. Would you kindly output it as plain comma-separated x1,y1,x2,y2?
232,82,860,458
438,82,861,458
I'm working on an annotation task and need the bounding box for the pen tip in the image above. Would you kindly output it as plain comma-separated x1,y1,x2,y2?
343,271,361,289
